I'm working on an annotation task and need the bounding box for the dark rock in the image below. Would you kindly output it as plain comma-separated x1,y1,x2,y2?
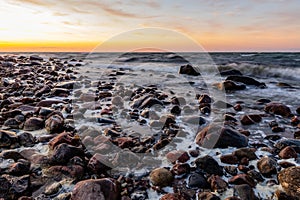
226,75,266,87
247,170,264,182
279,161,296,168
257,156,277,177
220,154,239,164
229,174,256,187
233,148,257,160
160,193,187,200
195,155,223,176
256,98,271,105
0,130,19,148
234,184,258,200
30,55,43,61
198,94,212,104
18,132,35,147
234,104,242,111
8,159,30,176
46,165,84,180
0,150,24,161
179,64,200,76
172,163,191,175
35,85,51,97
275,190,299,200
220,69,243,76
279,146,298,159
45,114,64,133
150,168,174,187
198,192,220,200
187,173,209,189
195,125,248,148
50,143,84,164
4,118,20,129
170,105,181,115
0,176,11,198
264,102,292,117
275,139,300,153
36,100,66,107
224,166,238,176
207,175,228,192
272,126,285,133
71,178,121,200
278,166,300,198
240,114,262,125
51,88,70,97
296,107,300,115
88,153,112,174
23,117,44,131
215,80,246,91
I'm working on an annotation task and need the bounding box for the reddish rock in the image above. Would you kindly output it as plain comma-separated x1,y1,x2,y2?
264,102,291,117
278,166,300,198
229,174,256,187
220,154,239,164
150,168,174,187
88,153,112,174
48,132,81,150
240,114,262,125
234,104,242,111
166,150,190,163
45,114,64,133
207,175,228,192
46,165,84,180
160,193,187,200
71,178,121,200
279,146,298,159
172,163,191,175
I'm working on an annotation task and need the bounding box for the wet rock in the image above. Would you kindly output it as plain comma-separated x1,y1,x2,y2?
51,88,70,97
50,143,84,164
215,80,246,91
198,192,220,200
8,159,30,176
187,173,209,189
207,175,228,192
45,114,64,133
88,153,112,174
278,166,300,198
228,174,256,187
220,69,243,76
179,64,200,76
272,126,285,133
224,166,238,176
195,155,223,176
257,156,277,177
150,168,174,187
296,107,300,115
291,116,299,126
0,150,24,161
275,190,299,200
160,193,187,200
234,104,242,111
0,176,11,198
166,150,190,163
36,100,66,107
35,85,51,97
172,163,191,175
30,55,43,61
234,184,258,200
23,117,44,131
233,148,257,160
279,146,298,159
264,102,292,117
294,130,300,139
48,132,80,150
198,94,212,104
247,170,264,182
275,139,300,153
0,130,19,148
170,105,181,115
220,154,239,164
4,118,20,129
139,97,164,109
46,165,84,180
18,132,35,147
240,114,262,125
71,178,121,200
195,125,248,148
226,75,266,87
279,161,296,168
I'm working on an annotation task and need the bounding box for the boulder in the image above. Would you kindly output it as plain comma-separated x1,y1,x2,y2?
23,117,44,131
278,166,300,198
264,102,291,117
179,64,200,76
226,75,266,87
195,155,223,176
257,156,277,177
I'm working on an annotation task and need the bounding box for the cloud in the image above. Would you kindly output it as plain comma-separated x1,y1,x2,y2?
9,0,52,7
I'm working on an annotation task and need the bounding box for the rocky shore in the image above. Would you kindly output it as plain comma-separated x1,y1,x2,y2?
0,54,299,200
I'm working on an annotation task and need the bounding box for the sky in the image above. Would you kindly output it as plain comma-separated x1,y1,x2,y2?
0,0,300,52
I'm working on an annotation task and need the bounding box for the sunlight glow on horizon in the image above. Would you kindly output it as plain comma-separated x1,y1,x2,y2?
1,0,300,52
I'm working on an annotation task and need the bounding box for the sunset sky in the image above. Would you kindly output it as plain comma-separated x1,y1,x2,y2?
1,0,300,52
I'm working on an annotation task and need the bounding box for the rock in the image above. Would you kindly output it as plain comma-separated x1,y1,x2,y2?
35,85,51,97
247,170,264,182
297,107,300,115
264,102,292,117
226,75,266,87
8,159,31,176
279,146,298,159
294,130,300,139
198,192,220,200
224,166,238,176
160,193,187,200
228,174,256,187
30,55,43,61
279,161,296,168
172,163,191,175
44,182,62,195
56,81,80,89
278,166,300,198
4,118,20,129
198,94,212,104
79,93,97,102
220,154,239,164
23,117,44,131
45,114,64,133
195,125,248,148
233,148,257,160
0,176,11,198
272,126,285,133
234,104,242,111
207,175,228,192
0,130,19,148
50,143,84,164
0,150,25,161
240,114,262,125
187,173,209,189
256,98,271,105
215,80,246,91
220,69,243,76
18,132,35,147
36,100,66,107
71,178,121,200
150,168,174,187
170,105,181,115
275,139,300,153
275,190,299,200
139,97,164,109
234,184,258,200
166,150,190,163
88,153,112,174
51,88,70,97
195,155,223,176
257,156,277,177
179,64,200,76
48,132,80,150
111,96,123,107
46,165,84,180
